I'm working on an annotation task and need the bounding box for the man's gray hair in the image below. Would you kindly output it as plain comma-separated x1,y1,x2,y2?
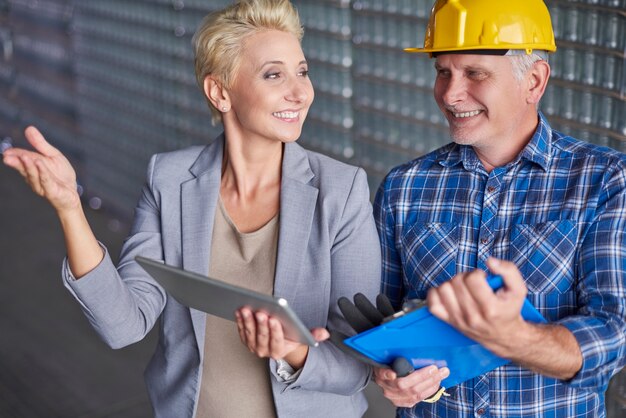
506,50,549,81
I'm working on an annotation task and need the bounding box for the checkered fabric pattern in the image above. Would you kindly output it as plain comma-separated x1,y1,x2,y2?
374,113,626,417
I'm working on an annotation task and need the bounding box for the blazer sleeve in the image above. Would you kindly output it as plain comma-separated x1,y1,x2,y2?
62,154,167,349
270,167,382,395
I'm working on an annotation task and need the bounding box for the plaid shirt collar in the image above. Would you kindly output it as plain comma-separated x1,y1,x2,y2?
436,112,553,173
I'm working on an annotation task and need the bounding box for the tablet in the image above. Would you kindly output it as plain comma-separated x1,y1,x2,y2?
135,256,317,346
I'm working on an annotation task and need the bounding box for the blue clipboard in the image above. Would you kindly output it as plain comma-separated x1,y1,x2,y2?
343,276,547,388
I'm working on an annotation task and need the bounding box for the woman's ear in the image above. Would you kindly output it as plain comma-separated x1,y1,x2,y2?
526,60,550,105
203,76,230,112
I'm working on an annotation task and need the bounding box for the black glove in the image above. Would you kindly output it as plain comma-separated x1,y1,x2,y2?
330,293,416,377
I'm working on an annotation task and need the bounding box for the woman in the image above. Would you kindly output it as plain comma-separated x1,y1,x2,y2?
2,1,380,417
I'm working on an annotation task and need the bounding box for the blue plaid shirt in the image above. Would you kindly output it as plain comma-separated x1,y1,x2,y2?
374,114,626,417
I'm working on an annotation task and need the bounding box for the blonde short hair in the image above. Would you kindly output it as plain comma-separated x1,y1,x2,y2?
192,0,303,125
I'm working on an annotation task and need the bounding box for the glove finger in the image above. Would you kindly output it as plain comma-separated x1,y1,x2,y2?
376,293,396,317
354,293,385,326
338,297,375,333
392,357,414,377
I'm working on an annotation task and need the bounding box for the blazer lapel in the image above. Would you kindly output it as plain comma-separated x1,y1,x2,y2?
179,138,317,350
273,143,318,304
181,135,223,351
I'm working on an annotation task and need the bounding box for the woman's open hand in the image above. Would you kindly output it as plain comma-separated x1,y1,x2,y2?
3,126,81,213
235,307,329,369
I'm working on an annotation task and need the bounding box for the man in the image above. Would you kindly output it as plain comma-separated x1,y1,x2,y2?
373,0,626,416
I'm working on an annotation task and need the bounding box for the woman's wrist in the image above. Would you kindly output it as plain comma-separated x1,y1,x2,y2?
283,345,309,370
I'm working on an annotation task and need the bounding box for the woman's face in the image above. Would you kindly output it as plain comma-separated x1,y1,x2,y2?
225,29,314,145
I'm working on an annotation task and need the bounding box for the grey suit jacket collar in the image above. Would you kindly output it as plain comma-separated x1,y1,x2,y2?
180,134,319,351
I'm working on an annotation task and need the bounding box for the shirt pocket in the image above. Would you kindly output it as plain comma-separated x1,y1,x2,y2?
400,222,459,295
509,219,578,294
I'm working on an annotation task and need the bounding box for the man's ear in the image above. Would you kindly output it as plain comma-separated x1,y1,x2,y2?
203,76,230,112
526,60,550,105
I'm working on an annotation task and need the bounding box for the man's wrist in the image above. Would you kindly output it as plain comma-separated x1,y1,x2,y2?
484,318,533,359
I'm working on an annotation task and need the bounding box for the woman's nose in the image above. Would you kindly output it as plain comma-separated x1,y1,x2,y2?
285,78,311,103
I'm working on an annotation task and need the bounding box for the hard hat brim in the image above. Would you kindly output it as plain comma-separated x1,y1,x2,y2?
404,44,557,55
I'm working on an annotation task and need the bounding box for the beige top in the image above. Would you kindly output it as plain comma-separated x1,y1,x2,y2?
195,198,279,418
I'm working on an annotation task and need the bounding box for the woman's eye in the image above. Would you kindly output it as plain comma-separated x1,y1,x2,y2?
264,72,280,80
298,69,309,77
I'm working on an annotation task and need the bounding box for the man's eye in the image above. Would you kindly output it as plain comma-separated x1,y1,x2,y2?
468,71,487,79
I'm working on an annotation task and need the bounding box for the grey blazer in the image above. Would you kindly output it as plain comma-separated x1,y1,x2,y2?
64,135,381,418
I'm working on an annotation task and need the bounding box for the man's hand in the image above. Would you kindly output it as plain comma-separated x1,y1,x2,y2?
427,257,529,357
374,365,449,407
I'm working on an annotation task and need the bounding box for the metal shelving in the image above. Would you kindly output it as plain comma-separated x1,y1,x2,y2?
350,0,438,190
0,0,17,141
347,0,625,191
4,0,78,164
297,0,355,163
544,0,625,152
72,0,221,217
6,0,622,217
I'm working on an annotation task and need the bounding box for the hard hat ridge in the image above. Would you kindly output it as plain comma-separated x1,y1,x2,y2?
406,0,557,56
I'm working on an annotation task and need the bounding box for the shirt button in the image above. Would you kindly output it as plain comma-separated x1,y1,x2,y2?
477,408,486,415
480,237,489,244
487,186,496,193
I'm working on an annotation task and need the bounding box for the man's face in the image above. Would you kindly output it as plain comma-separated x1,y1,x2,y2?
433,54,530,153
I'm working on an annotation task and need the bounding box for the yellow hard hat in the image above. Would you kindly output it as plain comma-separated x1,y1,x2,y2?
405,0,557,56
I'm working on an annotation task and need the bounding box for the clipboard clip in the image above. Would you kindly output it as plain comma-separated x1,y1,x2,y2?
382,298,427,323
381,274,505,323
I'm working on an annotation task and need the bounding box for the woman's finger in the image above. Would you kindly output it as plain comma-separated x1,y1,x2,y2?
310,327,330,342
268,317,286,358
235,311,247,345
21,155,44,196
35,159,55,197
24,126,60,157
254,312,271,356
241,309,257,352
2,154,27,177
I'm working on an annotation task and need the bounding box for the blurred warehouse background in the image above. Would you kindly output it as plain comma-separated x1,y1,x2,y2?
0,0,624,416
2,0,624,217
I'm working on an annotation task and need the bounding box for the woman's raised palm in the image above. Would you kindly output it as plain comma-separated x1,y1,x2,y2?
3,126,81,212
